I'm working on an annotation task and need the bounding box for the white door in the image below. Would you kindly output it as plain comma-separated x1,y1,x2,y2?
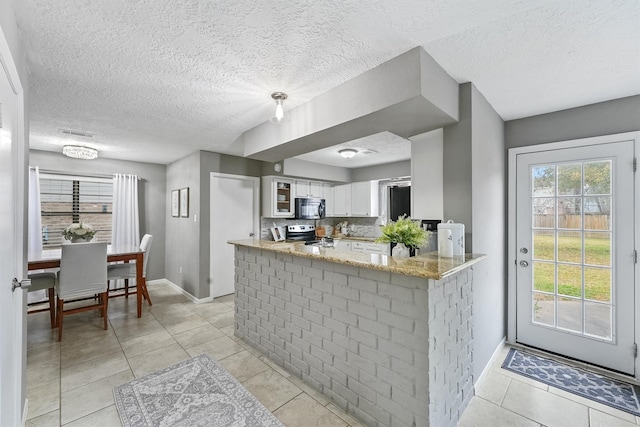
0,49,27,423
516,140,636,374
210,173,259,298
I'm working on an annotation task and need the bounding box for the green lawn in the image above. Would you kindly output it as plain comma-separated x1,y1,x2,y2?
532,234,611,301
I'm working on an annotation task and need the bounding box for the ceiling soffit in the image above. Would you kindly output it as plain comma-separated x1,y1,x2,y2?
242,47,459,163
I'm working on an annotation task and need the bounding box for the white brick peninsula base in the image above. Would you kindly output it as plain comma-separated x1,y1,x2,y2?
230,241,485,427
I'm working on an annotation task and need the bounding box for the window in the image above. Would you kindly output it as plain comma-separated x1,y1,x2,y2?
40,174,112,248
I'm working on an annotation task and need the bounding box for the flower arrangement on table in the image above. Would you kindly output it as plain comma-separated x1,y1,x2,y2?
376,215,429,257
62,222,96,242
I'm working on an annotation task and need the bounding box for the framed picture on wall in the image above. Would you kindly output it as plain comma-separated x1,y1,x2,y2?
180,187,189,218
171,190,180,217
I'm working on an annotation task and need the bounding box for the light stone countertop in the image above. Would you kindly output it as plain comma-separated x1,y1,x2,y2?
228,239,486,280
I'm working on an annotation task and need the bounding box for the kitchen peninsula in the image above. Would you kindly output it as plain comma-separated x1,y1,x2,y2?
228,239,485,427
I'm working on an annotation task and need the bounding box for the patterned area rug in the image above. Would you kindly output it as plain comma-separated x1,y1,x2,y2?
502,348,640,416
113,353,284,427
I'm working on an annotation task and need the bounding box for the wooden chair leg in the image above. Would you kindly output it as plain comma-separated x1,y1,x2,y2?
141,278,152,306
102,292,109,330
57,299,64,342
47,287,56,329
124,279,129,298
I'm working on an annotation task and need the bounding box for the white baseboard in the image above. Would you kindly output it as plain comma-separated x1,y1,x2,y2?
474,337,507,390
147,279,214,304
22,398,28,427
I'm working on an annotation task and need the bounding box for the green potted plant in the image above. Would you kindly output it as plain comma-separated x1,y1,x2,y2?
376,215,429,258
62,221,96,243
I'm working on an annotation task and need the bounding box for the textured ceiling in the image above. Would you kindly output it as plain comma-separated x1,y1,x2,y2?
11,0,640,165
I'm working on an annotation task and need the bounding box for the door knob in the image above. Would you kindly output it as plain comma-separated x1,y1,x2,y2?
519,260,529,267
12,278,31,292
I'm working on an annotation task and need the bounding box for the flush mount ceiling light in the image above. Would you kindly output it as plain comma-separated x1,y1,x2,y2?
62,145,98,160
269,92,288,124
339,148,358,159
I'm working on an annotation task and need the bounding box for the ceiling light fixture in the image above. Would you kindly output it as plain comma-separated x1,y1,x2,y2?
269,92,288,124
62,145,98,160
339,148,358,159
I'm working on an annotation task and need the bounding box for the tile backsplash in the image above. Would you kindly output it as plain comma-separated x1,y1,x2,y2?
260,217,382,240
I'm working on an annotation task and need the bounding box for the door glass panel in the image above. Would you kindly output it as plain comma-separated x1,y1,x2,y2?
584,232,611,267
532,165,555,197
557,231,581,263
585,302,612,339
529,159,613,342
584,161,611,195
585,267,611,302
557,297,582,333
533,261,554,293
557,163,582,195
533,230,554,261
533,293,555,326
533,198,555,228
584,196,610,230
558,197,582,229
557,264,582,297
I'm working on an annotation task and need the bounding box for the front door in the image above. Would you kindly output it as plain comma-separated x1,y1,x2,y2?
210,173,259,298
0,47,27,423
515,139,636,374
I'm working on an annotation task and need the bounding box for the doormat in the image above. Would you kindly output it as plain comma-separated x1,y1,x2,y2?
113,353,284,427
502,348,640,416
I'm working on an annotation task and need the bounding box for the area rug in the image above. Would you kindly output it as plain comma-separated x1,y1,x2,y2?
502,348,640,416
113,353,284,427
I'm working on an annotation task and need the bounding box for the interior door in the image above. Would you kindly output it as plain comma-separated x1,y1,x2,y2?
210,173,259,298
0,51,27,424
516,140,636,374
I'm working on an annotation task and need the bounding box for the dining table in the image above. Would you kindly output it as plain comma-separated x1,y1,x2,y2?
28,244,151,318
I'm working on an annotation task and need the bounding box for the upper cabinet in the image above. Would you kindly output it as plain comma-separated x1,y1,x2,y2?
350,180,379,217
262,176,294,218
294,180,325,198
332,184,351,216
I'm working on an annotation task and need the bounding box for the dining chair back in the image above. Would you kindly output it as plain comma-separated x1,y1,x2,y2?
139,234,153,278
107,234,153,306
57,242,108,341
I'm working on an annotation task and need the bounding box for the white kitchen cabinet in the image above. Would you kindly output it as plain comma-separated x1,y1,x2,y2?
333,240,352,252
324,184,335,217
295,180,325,198
350,180,379,217
332,184,351,216
262,176,294,218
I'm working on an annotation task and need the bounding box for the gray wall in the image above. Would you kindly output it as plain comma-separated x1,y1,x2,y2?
351,160,411,182
29,150,167,281
443,85,473,247
165,150,264,299
469,85,506,382
505,95,640,149
443,82,506,382
165,151,201,297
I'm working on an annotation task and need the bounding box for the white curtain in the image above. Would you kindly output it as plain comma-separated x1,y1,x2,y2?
28,166,43,256
28,166,45,303
112,174,140,250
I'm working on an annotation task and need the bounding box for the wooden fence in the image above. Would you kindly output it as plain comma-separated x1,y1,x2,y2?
534,214,610,230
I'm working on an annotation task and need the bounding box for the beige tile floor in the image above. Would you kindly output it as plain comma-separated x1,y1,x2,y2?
26,282,640,427
26,283,362,427
458,345,640,427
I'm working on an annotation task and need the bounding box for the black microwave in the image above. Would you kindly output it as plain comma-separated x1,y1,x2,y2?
294,197,326,219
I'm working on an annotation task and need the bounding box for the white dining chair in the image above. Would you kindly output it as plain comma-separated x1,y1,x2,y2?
107,234,153,305
56,242,108,341
27,271,57,328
